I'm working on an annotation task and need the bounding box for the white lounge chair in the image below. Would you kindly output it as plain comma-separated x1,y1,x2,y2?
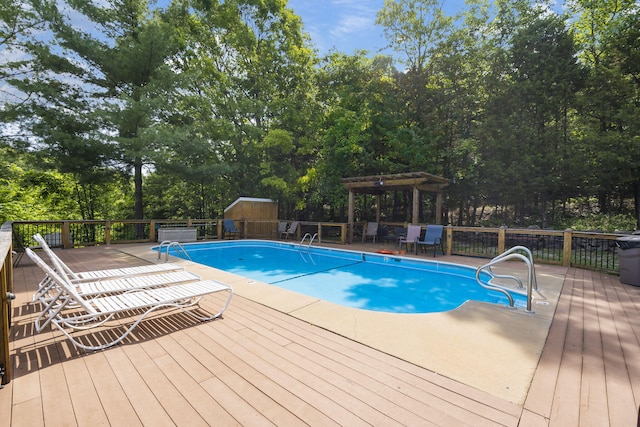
30,250,202,302
27,248,233,351
32,233,184,282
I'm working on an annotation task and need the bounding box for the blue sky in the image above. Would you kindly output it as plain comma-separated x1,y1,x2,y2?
286,0,467,56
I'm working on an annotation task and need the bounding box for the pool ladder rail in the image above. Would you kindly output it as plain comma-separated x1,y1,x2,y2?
157,240,192,262
299,233,318,250
475,246,538,313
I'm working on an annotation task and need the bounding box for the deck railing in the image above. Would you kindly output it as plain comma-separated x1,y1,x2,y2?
9,219,627,274
1,223,13,386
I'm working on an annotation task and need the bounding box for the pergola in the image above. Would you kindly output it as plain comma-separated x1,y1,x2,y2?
341,172,450,240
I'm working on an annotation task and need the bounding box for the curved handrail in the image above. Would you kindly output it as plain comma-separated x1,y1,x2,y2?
299,233,318,250
475,266,515,308
488,245,538,290
476,249,536,312
157,240,172,259
157,240,192,262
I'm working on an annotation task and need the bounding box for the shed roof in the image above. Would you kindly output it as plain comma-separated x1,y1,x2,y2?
224,197,276,213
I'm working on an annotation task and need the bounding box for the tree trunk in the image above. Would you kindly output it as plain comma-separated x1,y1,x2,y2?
134,159,144,238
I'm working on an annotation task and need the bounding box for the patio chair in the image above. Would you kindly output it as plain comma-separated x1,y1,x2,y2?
417,225,444,257
32,233,184,282
277,221,288,239
362,222,379,243
398,225,422,253
380,226,407,246
223,219,241,239
26,248,233,351
281,221,299,240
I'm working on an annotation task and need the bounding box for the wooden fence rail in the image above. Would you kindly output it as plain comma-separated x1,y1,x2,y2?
8,219,628,273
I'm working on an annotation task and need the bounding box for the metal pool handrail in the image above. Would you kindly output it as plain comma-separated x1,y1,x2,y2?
488,245,538,291
299,233,317,250
157,240,192,262
475,246,537,312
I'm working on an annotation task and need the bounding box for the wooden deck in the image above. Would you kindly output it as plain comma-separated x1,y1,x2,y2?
1,246,639,426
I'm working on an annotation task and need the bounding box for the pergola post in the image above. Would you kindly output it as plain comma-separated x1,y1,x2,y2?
375,194,381,223
435,192,443,224
412,186,419,224
348,189,354,242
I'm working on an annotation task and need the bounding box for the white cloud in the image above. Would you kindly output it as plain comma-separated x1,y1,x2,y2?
330,15,373,38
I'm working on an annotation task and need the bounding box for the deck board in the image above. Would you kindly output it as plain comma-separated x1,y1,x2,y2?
4,245,640,426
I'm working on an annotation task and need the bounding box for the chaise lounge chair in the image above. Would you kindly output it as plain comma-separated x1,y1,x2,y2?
31,233,201,302
362,222,379,243
417,224,444,257
27,248,233,351
399,225,422,253
223,219,241,239
32,233,184,282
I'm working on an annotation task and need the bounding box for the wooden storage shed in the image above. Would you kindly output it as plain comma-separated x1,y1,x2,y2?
224,197,278,220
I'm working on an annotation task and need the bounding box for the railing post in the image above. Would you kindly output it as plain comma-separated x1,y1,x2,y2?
498,226,506,254
563,228,573,267
446,225,453,256
148,220,155,242
105,221,112,245
62,221,71,249
340,223,347,244
317,223,323,243
217,220,223,239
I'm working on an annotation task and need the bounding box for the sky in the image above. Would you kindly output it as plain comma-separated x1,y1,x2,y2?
286,0,466,56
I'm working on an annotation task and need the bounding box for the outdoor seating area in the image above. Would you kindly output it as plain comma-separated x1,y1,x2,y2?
361,223,445,256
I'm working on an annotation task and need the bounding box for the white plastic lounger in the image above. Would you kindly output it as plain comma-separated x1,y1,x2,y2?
32,233,184,282
26,246,201,302
27,248,233,351
34,268,202,302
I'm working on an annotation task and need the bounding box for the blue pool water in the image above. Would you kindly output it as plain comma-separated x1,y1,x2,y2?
156,240,527,314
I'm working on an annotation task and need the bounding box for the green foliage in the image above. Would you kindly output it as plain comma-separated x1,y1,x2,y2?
563,213,636,233
0,147,76,221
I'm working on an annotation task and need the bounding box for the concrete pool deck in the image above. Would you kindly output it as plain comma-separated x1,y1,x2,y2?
121,241,564,404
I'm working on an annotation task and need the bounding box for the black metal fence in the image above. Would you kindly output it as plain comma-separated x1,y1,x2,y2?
8,220,628,274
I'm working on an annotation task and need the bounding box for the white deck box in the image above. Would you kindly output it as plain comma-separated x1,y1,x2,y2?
157,228,198,242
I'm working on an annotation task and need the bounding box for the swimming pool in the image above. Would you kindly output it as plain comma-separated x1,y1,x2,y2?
156,240,527,314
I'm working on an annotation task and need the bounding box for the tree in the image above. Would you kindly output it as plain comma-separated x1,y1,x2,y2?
575,6,640,227
376,0,459,185
377,0,455,73
6,0,185,224
170,0,319,218
313,52,404,221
